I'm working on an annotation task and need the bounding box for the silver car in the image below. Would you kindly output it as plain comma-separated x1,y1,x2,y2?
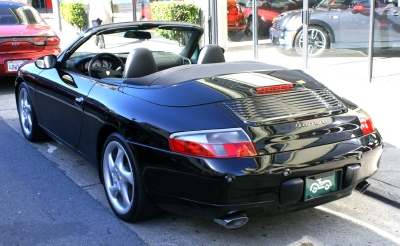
269,0,400,56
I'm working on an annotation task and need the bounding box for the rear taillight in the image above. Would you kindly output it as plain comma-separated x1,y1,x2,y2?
46,37,60,45
356,109,376,135
169,128,257,158
0,37,59,46
30,36,60,46
32,37,46,45
360,118,375,135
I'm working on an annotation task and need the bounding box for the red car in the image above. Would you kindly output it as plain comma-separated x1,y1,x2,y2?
0,0,61,78
227,0,246,34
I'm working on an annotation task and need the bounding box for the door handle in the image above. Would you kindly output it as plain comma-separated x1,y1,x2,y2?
75,97,84,108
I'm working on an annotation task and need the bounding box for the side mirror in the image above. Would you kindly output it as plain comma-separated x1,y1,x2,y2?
351,3,364,14
35,55,57,69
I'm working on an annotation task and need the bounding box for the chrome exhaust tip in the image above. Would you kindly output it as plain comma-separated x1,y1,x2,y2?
214,213,249,229
355,180,370,194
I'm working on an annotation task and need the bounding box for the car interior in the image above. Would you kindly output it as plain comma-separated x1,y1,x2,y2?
63,28,227,80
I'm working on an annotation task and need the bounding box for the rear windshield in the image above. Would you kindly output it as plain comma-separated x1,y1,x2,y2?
0,2,42,25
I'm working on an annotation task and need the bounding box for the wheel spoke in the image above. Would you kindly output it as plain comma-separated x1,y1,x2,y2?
120,168,134,185
25,103,32,114
120,184,132,208
107,152,116,174
109,185,119,199
23,91,28,104
115,147,134,184
310,30,315,39
26,116,32,131
308,45,314,54
314,41,325,48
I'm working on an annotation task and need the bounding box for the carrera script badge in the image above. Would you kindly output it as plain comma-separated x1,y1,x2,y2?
296,120,327,128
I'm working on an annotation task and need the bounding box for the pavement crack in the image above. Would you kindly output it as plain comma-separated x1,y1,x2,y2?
80,183,102,188
370,177,400,189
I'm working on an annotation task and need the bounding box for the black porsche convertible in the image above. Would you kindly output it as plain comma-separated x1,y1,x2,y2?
15,21,383,229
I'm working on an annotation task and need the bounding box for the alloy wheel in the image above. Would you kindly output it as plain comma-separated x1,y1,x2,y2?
103,140,135,214
19,88,33,137
295,27,328,56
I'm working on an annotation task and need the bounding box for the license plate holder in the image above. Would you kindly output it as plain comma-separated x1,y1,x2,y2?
7,60,27,72
304,170,342,200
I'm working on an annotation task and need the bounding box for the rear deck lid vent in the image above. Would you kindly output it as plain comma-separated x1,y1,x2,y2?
223,89,346,125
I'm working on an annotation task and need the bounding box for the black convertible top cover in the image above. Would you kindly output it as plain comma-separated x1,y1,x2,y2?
123,61,285,87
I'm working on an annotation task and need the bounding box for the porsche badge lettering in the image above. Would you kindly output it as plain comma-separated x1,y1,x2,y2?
296,120,327,128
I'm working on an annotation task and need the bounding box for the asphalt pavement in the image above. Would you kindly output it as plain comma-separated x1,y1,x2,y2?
0,119,146,245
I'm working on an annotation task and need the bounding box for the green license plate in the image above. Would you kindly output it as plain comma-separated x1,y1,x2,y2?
305,170,342,200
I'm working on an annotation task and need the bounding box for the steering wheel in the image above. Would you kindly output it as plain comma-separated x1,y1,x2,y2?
88,53,124,78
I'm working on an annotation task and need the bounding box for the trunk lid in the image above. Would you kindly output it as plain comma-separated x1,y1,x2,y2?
123,67,366,154
0,25,57,54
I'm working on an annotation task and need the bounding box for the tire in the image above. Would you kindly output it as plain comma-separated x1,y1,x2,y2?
17,83,46,142
245,16,259,36
294,26,329,57
101,132,160,222
310,184,318,193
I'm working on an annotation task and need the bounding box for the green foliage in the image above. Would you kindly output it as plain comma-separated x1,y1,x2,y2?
150,2,199,23
150,2,199,45
60,2,87,31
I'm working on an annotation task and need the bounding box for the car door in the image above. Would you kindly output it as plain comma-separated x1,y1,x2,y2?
338,0,370,46
374,2,400,45
342,0,400,48
35,67,97,147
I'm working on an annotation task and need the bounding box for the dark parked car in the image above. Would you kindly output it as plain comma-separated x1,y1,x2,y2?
0,0,61,78
15,21,383,229
270,0,400,56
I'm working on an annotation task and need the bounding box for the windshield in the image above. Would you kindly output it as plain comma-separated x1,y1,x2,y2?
317,0,352,8
71,27,193,58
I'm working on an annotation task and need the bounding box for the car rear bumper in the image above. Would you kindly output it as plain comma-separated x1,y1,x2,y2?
135,131,383,219
152,181,356,219
0,48,60,77
269,27,296,51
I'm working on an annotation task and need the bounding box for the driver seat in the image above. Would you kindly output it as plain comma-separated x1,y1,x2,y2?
123,47,158,78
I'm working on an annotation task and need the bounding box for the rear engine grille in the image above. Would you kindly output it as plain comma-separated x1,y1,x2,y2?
222,89,346,125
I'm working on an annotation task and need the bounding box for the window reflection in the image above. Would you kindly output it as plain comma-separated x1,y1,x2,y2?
0,5,41,25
